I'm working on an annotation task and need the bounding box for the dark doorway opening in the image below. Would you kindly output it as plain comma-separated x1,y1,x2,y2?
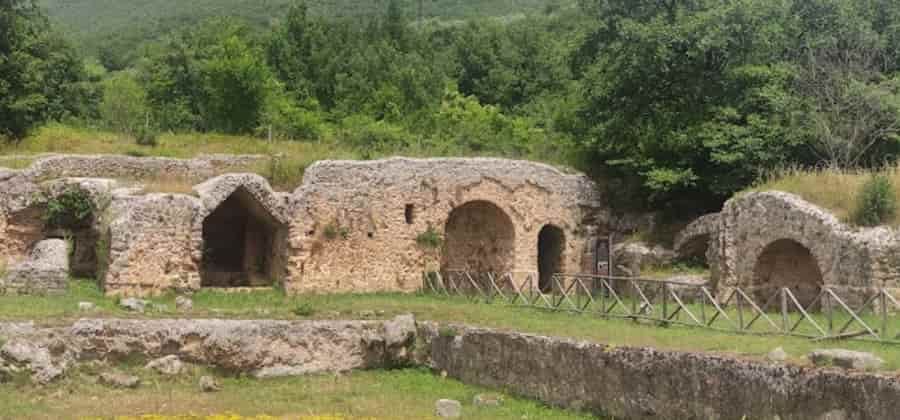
201,188,284,288
538,225,565,293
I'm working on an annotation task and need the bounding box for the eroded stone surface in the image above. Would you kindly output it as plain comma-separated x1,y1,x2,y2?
2,239,69,295
422,324,900,420
809,349,884,371
0,316,419,383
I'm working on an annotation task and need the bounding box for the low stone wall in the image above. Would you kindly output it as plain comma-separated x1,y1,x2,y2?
4,317,899,419
20,154,267,183
420,324,900,420
0,316,416,383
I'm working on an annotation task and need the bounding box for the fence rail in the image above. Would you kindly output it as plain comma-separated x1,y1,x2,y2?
423,270,900,344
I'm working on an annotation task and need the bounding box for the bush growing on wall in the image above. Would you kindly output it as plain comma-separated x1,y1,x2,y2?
45,188,96,229
853,174,897,226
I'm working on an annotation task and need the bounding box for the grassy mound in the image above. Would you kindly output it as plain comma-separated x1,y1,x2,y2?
746,165,900,227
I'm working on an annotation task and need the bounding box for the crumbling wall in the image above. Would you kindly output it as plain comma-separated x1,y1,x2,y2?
286,158,604,294
696,191,900,304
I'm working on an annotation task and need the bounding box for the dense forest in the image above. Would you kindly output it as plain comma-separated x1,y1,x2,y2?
4,0,900,216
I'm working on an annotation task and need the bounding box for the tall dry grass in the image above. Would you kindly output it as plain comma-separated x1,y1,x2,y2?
748,165,900,226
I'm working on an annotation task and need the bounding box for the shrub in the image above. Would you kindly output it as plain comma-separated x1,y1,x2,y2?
135,125,159,147
45,188,95,229
853,174,897,226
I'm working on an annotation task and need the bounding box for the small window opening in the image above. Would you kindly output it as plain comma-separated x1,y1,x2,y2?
405,204,415,224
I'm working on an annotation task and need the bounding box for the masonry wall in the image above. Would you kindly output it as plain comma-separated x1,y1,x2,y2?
707,192,900,304
2,155,606,296
285,158,605,294
421,324,900,420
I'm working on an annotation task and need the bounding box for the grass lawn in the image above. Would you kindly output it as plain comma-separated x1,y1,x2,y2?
0,365,594,420
3,279,900,373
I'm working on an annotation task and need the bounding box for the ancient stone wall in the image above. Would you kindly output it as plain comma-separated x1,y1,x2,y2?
1,155,606,296
286,158,605,294
0,316,416,382
421,324,900,420
683,192,900,305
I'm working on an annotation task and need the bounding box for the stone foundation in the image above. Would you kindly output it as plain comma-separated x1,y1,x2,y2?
420,324,900,420
3,318,898,420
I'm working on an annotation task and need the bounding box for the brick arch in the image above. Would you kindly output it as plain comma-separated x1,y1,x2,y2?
441,200,516,275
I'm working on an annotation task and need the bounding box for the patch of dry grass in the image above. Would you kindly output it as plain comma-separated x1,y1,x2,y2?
0,155,37,170
134,176,198,195
747,165,900,226
0,124,359,192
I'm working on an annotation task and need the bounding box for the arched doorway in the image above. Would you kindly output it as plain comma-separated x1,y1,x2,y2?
752,239,824,308
441,201,515,274
201,187,285,288
538,225,565,293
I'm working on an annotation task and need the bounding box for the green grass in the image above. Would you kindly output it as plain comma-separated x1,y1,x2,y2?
4,279,900,372
0,364,593,419
746,165,900,226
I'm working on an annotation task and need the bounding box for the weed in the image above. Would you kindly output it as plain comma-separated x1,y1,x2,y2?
416,226,443,248
438,326,458,337
323,223,350,240
292,302,316,317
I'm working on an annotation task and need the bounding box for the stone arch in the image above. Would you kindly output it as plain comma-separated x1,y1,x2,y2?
537,225,565,292
200,186,286,287
441,200,515,274
194,174,290,289
751,239,824,308
674,213,720,268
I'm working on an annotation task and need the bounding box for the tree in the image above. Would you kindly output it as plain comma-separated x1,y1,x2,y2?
790,0,900,167
99,71,150,135
569,0,805,208
0,0,93,140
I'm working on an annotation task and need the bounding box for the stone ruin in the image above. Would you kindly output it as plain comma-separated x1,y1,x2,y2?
3,153,900,304
0,154,609,296
676,191,900,306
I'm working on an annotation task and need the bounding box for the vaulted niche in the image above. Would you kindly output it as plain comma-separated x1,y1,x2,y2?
752,239,824,308
201,187,284,288
441,200,515,275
